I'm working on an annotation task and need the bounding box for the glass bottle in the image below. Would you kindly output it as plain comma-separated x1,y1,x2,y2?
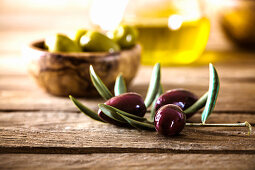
122,0,210,66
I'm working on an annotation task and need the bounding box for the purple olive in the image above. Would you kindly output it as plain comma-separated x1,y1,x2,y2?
155,89,198,119
98,92,146,126
154,104,186,136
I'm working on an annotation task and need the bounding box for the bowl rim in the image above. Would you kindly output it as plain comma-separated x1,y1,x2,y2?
29,40,140,59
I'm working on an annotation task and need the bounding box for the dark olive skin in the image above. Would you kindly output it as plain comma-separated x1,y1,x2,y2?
154,104,186,136
109,25,138,49
80,31,120,52
155,89,198,119
98,92,146,126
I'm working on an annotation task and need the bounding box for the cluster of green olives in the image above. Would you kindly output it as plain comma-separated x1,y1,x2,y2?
44,25,138,53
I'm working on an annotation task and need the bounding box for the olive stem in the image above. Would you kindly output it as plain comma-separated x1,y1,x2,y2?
186,121,252,135
184,91,208,115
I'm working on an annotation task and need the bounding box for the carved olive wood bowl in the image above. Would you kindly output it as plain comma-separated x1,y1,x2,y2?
25,40,141,97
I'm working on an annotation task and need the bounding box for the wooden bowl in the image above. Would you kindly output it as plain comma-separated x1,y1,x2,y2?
24,40,141,97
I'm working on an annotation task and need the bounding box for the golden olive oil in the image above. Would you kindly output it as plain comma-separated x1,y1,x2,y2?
131,17,210,65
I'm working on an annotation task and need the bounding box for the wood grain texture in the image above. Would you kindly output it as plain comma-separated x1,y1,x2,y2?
1,2,255,169
1,73,255,112
0,111,254,154
0,153,254,170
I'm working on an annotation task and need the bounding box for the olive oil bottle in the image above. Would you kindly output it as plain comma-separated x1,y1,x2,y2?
131,17,210,66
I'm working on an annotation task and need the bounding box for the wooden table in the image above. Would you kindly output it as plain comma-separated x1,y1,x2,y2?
0,49,255,169
0,1,255,168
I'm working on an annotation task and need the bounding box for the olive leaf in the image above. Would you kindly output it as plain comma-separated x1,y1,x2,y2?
184,91,208,115
201,63,220,123
98,104,147,122
98,104,127,123
69,95,104,122
114,73,127,96
144,63,161,108
115,112,156,131
150,84,163,122
89,65,113,100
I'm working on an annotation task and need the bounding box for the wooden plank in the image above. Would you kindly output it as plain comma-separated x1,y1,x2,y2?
0,153,254,169
0,58,255,112
1,73,255,112
0,111,254,154
1,53,255,76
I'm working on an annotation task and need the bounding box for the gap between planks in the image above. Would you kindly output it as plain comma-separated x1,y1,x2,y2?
1,146,255,155
0,112,254,154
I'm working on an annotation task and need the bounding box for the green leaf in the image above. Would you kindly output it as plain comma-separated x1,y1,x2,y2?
98,104,127,123
115,112,156,131
144,63,161,108
114,73,127,96
69,95,104,122
201,63,220,123
150,84,163,122
98,104,147,122
184,91,208,115
89,65,113,100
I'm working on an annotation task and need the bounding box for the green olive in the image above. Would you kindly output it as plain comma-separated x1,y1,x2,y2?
109,25,138,49
73,29,87,44
80,31,120,52
45,33,82,52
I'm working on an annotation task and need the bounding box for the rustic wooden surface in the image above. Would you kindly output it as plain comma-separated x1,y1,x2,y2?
1,1,255,169
1,154,255,169
0,53,255,169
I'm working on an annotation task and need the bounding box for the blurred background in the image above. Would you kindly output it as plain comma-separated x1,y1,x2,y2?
0,0,254,71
